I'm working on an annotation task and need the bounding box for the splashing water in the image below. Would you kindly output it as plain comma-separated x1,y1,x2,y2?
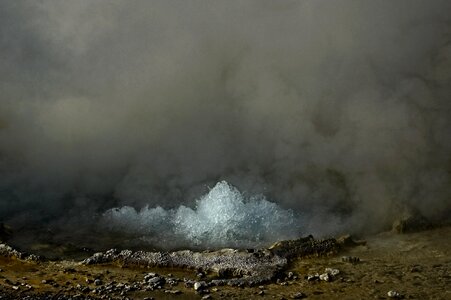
101,181,301,249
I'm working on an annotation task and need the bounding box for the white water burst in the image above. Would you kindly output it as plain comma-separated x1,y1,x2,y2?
102,181,301,249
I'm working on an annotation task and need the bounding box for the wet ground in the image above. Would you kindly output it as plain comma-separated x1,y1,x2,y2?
0,226,450,299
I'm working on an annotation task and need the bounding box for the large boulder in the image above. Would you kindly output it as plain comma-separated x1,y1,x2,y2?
392,213,432,234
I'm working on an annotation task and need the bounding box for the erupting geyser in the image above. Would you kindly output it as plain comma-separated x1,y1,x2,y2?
102,181,300,249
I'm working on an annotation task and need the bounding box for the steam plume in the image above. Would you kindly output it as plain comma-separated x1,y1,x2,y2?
1,1,451,247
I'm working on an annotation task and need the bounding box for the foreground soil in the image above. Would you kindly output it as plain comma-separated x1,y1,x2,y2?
0,226,450,299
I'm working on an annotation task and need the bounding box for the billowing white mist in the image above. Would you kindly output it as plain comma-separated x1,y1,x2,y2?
1,1,451,250
102,181,299,248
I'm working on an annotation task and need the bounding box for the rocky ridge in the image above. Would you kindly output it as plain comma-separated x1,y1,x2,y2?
81,236,338,287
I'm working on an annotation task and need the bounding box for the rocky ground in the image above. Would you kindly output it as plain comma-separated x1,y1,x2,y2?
0,226,450,299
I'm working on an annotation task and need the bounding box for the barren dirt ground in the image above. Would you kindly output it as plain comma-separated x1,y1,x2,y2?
1,226,450,299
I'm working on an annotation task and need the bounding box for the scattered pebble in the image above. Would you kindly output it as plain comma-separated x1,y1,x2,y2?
144,272,158,281
387,290,404,298
194,281,206,291
307,268,340,283
167,277,179,286
342,256,360,263
291,292,307,299
325,268,340,276
94,279,102,286
164,289,182,294
307,274,320,281
41,279,54,284
319,273,330,282
147,275,165,288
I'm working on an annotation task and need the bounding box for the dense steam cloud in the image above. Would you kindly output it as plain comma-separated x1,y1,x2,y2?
1,1,451,248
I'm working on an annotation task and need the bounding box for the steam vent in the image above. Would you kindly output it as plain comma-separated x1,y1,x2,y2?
1,1,450,299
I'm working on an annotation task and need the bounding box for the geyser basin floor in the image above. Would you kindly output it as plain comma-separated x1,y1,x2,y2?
1,227,450,299
5,181,303,258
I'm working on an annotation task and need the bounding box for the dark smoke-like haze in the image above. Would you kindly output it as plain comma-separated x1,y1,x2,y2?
1,1,451,245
